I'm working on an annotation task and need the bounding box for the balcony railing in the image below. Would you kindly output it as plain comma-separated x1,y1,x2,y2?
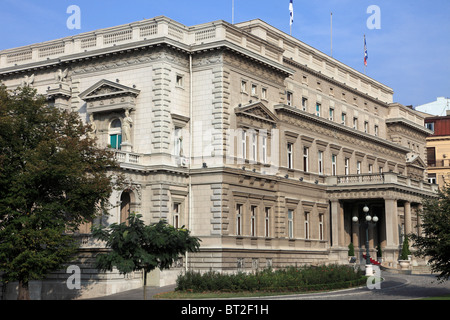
326,172,438,193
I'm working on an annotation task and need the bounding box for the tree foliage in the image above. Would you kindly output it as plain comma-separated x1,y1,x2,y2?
410,187,450,282
0,84,120,299
92,213,201,276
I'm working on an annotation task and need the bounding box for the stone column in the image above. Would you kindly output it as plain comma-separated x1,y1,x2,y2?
330,199,344,247
351,205,359,248
404,201,412,238
384,197,399,262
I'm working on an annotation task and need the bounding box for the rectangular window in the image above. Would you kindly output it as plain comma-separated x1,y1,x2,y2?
341,112,347,126
174,127,182,157
287,91,293,106
304,212,310,240
374,125,379,137
173,203,180,229
357,161,361,174
176,75,184,87
251,84,257,96
288,209,294,239
345,158,350,176
329,108,334,121
252,133,257,162
302,97,308,111
316,103,321,117
241,130,247,160
262,135,267,163
236,204,243,236
303,147,309,172
353,117,358,130
425,122,435,132
251,206,257,237
318,151,324,175
368,164,373,174
428,173,437,184
287,143,293,169
331,154,337,176
262,87,267,100
264,207,270,237
319,214,324,240
364,121,369,133
427,147,436,167
110,134,122,150
241,80,247,93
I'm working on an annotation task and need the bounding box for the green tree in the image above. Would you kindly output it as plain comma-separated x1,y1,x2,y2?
0,84,120,299
92,213,201,299
410,187,450,282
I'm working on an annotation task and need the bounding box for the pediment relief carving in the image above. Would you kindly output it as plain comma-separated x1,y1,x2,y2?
80,79,140,113
407,154,426,168
235,101,279,126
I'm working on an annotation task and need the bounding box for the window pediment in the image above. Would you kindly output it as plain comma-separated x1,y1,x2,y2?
80,79,140,113
235,102,279,128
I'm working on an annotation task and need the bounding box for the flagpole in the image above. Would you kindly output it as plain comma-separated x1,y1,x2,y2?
232,0,234,24
364,35,366,75
330,12,333,57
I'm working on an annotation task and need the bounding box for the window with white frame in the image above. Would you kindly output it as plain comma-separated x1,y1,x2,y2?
251,132,257,162
241,80,247,93
331,154,337,176
287,91,293,106
374,125,379,137
173,203,180,229
316,103,321,117
304,212,310,240
261,135,267,163
368,164,373,174
303,147,309,172
264,207,270,237
302,97,308,111
262,87,267,100
174,127,182,157
288,209,294,239
329,108,334,121
345,158,350,175
318,151,324,175
319,214,324,240
250,205,257,237
341,112,347,126
364,121,369,133
109,118,122,150
236,204,243,236
287,143,293,169
353,117,358,130
241,130,247,160
251,84,257,96
357,161,361,174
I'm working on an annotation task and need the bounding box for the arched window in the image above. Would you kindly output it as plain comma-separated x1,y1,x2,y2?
109,119,122,150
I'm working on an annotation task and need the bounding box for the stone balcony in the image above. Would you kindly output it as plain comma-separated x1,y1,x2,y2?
325,172,438,194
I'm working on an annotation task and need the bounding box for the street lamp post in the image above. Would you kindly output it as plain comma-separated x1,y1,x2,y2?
353,205,378,276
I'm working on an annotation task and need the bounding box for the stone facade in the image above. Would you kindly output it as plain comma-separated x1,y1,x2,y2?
0,16,437,299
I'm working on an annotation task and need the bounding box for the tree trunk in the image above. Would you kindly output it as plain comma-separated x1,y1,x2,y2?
143,269,148,300
18,280,30,300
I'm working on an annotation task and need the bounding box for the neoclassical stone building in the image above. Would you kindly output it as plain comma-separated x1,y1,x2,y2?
0,16,437,299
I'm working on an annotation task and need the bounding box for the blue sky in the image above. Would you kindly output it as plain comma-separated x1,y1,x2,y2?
1,0,449,107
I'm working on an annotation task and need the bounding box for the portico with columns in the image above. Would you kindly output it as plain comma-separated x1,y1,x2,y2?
327,173,435,267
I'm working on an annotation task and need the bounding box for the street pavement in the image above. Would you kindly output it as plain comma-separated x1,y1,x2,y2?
87,271,450,301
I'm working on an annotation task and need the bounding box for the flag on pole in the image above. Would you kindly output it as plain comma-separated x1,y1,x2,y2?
289,0,294,26
364,35,368,67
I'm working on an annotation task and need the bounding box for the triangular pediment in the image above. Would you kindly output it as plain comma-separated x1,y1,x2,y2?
235,101,279,124
79,79,140,101
407,154,426,168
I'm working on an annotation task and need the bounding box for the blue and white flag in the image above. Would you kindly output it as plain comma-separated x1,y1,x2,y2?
289,0,294,26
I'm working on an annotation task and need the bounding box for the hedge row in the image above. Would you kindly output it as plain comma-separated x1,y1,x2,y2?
176,264,366,293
